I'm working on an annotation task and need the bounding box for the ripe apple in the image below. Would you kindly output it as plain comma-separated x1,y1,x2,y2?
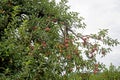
93,70,97,74
65,43,69,48
45,27,50,32
64,39,69,43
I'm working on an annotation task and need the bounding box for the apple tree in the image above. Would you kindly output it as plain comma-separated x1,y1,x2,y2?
0,0,119,79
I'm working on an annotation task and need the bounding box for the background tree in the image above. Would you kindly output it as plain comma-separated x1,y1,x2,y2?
0,0,119,79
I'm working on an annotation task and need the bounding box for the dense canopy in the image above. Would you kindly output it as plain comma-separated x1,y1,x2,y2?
0,0,119,79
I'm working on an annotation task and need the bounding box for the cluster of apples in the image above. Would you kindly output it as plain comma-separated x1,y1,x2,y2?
89,44,98,58
81,36,89,47
57,39,71,53
32,25,51,33
64,38,71,48
93,64,99,74
58,38,72,60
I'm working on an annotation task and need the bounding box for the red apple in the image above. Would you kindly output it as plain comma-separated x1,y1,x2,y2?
45,27,50,32
65,43,69,48
64,38,69,43
93,70,97,74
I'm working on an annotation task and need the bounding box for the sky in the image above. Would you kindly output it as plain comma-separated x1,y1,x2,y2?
57,0,120,67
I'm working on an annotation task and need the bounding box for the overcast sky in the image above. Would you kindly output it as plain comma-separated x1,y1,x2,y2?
57,0,120,67
69,0,120,67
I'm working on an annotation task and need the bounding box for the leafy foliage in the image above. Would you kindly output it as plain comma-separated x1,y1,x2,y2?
0,0,119,79
89,64,120,80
